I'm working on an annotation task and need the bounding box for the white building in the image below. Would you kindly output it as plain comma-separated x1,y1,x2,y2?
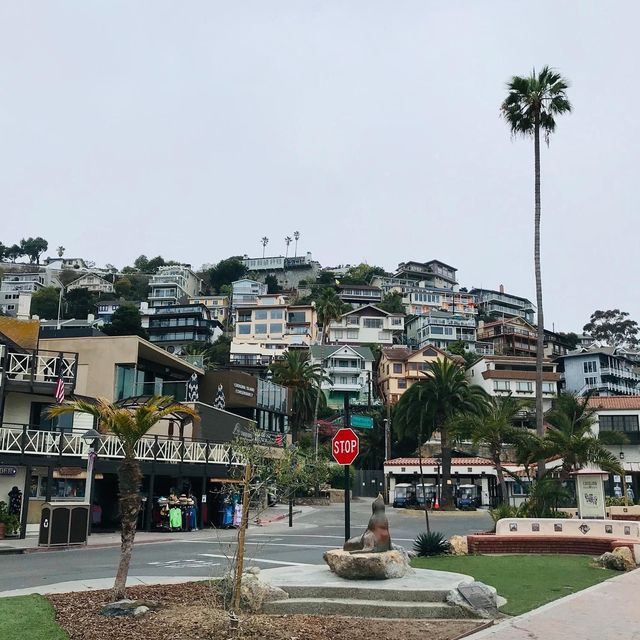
148,265,203,308
0,270,61,315
242,252,320,288
66,273,115,294
232,279,268,311
466,355,559,412
189,295,230,324
309,344,374,409
326,305,404,346
406,311,476,351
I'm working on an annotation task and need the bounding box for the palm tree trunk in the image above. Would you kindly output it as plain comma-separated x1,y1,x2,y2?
534,112,546,479
313,321,331,458
495,460,508,506
417,416,431,533
113,456,142,600
440,425,454,510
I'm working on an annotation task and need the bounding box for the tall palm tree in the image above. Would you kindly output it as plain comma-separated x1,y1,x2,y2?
501,67,572,463
261,236,269,258
293,231,300,257
270,350,328,442
395,359,488,509
49,396,198,600
451,394,535,504
543,393,624,477
284,236,292,258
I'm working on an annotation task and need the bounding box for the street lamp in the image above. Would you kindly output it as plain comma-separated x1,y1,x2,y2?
82,429,102,533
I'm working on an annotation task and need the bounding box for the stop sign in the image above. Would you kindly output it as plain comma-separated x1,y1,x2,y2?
332,428,359,465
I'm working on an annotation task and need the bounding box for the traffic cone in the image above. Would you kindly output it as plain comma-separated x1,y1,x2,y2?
433,494,440,510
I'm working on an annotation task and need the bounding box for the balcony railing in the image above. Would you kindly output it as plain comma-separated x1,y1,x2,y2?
0,425,244,466
600,367,640,382
4,349,77,384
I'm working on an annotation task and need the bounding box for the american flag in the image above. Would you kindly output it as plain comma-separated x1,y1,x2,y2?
274,434,283,446
54,376,65,404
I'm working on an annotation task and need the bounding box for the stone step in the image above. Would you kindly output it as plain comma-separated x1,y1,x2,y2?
264,597,481,619
281,584,450,603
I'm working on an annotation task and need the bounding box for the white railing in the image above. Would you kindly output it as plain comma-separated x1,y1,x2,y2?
5,350,76,383
0,426,244,466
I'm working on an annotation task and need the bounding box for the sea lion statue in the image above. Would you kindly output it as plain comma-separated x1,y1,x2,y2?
343,494,391,553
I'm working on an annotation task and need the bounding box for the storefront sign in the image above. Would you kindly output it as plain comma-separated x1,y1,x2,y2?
577,475,606,519
0,466,17,476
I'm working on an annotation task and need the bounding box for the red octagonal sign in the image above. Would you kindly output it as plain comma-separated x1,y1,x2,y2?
332,428,359,465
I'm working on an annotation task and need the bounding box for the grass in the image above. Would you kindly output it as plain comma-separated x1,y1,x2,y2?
0,595,68,640
411,554,620,615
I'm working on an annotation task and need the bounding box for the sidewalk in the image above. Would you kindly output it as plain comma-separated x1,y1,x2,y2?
467,569,640,640
0,504,315,554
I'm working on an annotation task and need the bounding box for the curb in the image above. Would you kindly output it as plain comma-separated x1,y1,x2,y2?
0,547,26,556
255,510,302,526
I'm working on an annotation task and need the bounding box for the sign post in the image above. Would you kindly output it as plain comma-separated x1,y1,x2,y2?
332,396,360,542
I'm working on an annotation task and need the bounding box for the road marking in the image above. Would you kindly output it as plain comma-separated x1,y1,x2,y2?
148,559,220,569
248,533,417,542
198,554,311,567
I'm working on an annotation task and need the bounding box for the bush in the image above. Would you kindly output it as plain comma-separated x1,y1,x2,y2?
607,497,635,507
0,501,20,536
489,503,520,525
413,531,450,557
329,464,355,490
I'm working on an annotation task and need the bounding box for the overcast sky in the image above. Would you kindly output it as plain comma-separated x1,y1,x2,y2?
1,2,638,332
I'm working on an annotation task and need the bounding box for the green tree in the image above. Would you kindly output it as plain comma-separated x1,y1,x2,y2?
583,309,639,348
339,263,387,285
207,335,231,365
378,291,404,314
49,396,198,600
64,288,98,319
270,350,328,443
451,395,535,503
58,269,80,287
20,237,48,264
0,242,6,261
394,359,488,509
557,331,580,350
206,257,248,293
543,393,624,477
501,66,572,457
5,244,23,262
264,274,281,294
30,287,60,319
101,304,148,339
114,277,133,299
447,340,480,368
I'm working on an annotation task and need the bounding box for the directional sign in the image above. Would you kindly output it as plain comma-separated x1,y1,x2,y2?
350,414,374,429
332,428,360,466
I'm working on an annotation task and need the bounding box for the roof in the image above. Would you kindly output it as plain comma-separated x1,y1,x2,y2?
482,370,560,381
586,396,640,411
68,272,111,285
337,284,382,292
381,345,449,362
469,287,534,305
385,457,494,467
0,317,40,350
310,344,374,361
341,304,401,317
480,317,535,330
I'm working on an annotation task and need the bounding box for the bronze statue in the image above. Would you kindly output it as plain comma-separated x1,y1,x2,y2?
343,494,391,553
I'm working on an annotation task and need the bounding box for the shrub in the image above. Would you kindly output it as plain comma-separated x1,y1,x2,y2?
489,503,519,525
413,531,450,557
0,501,20,536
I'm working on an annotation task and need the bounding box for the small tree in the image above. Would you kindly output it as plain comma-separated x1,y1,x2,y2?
30,287,61,319
20,237,48,264
102,304,148,339
49,396,198,600
583,309,639,348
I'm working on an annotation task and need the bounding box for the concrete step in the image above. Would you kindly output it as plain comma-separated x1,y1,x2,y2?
264,597,480,619
281,584,450,603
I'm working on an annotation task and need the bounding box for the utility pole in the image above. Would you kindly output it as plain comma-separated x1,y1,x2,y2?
343,394,351,542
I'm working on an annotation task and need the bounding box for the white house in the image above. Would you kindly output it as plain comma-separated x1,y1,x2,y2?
326,305,404,346
67,273,115,294
148,265,203,307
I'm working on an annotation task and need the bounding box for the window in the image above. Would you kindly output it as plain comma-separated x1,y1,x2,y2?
339,376,348,384
397,379,407,389
269,323,283,334
391,317,403,326
347,330,358,340
543,382,555,393
516,381,533,392
288,311,307,323
238,324,251,335
334,330,344,339
431,326,444,334
363,318,383,329
583,360,597,373
600,415,639,433
270,309,283,319
444,327,453,335
347,316,359,326
494,380,511,391
512,481,531,496
584,376,597,386
393,363,403,374
254,324,267,334
237,311,251,323
254,310,268,320
30,402,74,432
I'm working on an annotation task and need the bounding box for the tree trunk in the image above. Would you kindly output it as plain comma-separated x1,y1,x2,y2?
495,460,508,506
313,319,331,458
534,113,546,479
113,456,142,600
440,426,454,510
417,416,431,533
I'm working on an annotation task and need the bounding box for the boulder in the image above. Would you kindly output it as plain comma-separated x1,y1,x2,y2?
612,547,636,571
219,567,289,612
101,599,159,617
596,552,628,571
449,535,469,556
323,549,410,580
448,581,500,619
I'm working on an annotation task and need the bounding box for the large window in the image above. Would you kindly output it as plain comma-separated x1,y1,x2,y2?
583,360,597,373
237,324,251,335
254,324,267,334
600,415,639,433
270,309,283,319
347,330,358,340
494,380,511,391
542,382,556,393
393,363,403,374
363,318,383,329
254,310,268,320
397,379,407,389
347,316,359,326
516,381,533,392
269,323,283,334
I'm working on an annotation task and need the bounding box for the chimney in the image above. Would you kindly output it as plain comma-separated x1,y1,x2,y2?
499,284,504,294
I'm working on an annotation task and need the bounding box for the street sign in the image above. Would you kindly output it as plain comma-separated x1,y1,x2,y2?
350,414,374,429
332,428,360,465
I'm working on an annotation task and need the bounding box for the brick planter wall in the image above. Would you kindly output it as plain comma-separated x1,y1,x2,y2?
467,534,636,556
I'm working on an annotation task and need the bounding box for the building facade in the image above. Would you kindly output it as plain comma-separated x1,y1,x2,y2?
189,295,230,324
242,252,321,288
326,305,404,346
393,260,458,289
0,269,60,315
469,286,535,323
406,311,476,351
336,285,383,307
231,279,268,312
66,272,115,294
148,265,203,308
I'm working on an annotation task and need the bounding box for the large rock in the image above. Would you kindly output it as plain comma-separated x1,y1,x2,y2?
596,552,628,571
323,549,410,580
612,547,636,571
449,535,469,556
220,566,289,612
101,599,159,617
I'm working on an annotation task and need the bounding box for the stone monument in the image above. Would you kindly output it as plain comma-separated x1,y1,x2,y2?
323,494,410,579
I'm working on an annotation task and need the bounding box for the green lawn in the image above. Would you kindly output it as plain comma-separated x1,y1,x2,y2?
412,554,619,615
0,595,68,640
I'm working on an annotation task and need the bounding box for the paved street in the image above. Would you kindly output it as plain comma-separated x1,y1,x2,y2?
0,499,491,594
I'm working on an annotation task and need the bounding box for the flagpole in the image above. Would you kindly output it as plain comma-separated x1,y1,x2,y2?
56,285,64,330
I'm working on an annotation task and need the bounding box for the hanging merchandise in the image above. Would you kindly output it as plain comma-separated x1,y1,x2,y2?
169,505,182,531
233,501,242,527
8,486,22,516
222,498,234,527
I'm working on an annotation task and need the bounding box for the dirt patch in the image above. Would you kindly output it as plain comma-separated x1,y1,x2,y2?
48,581,485,640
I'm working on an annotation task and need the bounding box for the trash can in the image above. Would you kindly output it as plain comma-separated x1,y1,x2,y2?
39,502,90,547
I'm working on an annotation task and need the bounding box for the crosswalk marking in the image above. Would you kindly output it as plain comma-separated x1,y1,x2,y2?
198,553,311,567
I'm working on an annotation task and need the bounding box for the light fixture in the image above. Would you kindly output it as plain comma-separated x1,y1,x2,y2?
82,429,102,448
620,452,625,460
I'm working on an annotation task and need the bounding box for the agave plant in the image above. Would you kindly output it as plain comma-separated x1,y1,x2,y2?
413,531,451,557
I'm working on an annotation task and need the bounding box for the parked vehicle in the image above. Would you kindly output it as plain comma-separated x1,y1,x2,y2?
392,483,416,508
456,484,480,510
416,483,436,508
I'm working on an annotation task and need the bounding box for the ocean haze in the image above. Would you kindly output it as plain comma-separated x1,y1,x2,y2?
0,2,637,332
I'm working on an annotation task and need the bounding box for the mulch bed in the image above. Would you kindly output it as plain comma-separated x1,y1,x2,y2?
47,581,486,640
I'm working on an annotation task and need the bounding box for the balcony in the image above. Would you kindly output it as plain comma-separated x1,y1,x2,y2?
578,381,640,396
229,355,282,368
3,349,77,395
0,425,243,467
600,367,640,382
327,364,362,374
329,382,363,392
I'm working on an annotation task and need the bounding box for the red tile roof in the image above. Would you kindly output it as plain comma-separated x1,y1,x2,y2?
586,396,640,410
385,457,494,466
